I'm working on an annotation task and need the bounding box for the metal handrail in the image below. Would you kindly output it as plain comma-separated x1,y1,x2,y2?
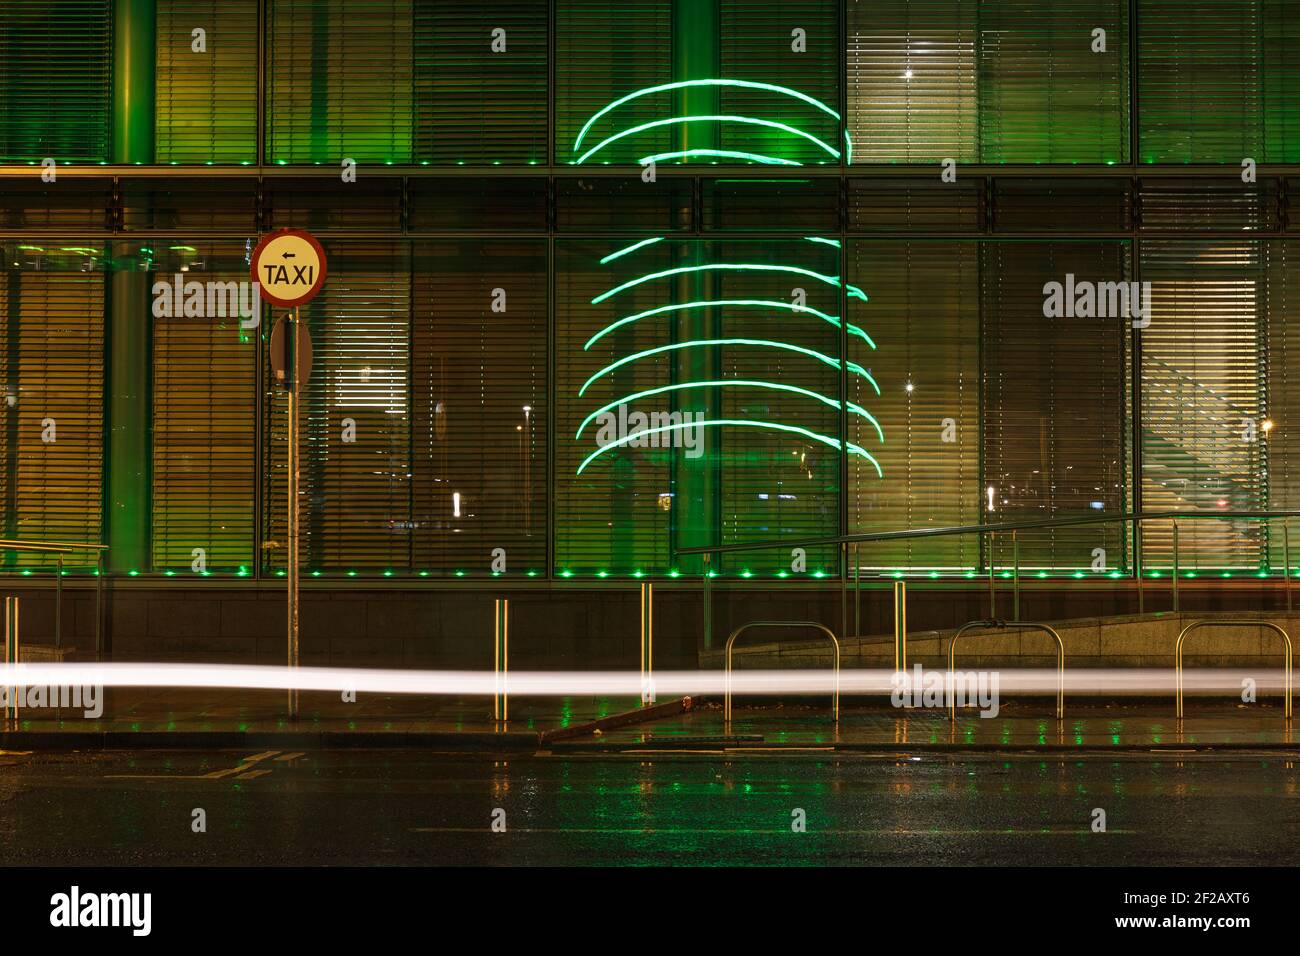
1175,620,1293,722
724,621,839,724
947,620,1065,721
679,509,1300,557
0,539,107,661
687,510,1300,646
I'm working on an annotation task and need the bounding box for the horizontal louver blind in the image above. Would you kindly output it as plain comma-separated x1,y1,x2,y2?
980,0,1128,163
151,246,257,573
556,0,672,165
264,244,411,573
1138,0,1262,163
848,240,979,570
847,0,978,164
413,1,547,165
0,267,104,569
0,0,111,162
714,239,841,575
982,241,1130,571
718,0,841,166
156,0,259,164
267,0,413,164
410,241,547,576
848,0,1127,164
1262,241,1300,570
1140,240,1265,568
557,238,674,574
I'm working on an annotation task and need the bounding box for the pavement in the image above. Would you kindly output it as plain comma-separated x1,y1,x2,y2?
1,685,1297,751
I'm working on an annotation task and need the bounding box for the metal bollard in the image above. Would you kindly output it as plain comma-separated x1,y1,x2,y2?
493,599,508,721
640,582,655,705
4,596,18,721
893,580,907,672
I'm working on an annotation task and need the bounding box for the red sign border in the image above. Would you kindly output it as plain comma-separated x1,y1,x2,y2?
250,228,328,308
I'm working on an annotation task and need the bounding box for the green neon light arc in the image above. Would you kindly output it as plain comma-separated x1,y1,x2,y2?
574,379,884,444
572,78,842,154
600,237,664,265
591,263,867,305
584,298,874,350
574,115,840,166
637,148,801,166
578,338,880,397
576,419,882,477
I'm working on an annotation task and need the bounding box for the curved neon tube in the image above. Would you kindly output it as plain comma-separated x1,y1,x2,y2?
600,237,664,265
574,379,884,444
844,129,853,166
584,298,874,350
578,338,880,397
576,418,882,477
592,263,867,305
572,78,842,154
574,115,840,166
636,148,801,166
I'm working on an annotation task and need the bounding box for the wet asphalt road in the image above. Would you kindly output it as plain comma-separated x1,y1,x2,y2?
1,748,1298,866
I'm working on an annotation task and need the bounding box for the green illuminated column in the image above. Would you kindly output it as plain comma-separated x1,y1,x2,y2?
107,0,156,573
670,0,720,573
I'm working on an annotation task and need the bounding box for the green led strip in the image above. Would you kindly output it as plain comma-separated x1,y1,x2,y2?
600,237,665,265
577,418,882,477
578,338,880,397
591,263,867,305
574,379,885,444
584,298,874,351
572,78,841,154
636,148,801,166
574,115,840,166
805,236,841,249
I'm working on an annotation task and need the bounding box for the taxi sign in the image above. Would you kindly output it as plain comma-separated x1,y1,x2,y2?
250,228,327,308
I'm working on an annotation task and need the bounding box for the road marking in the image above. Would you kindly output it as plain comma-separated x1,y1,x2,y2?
107,750,283,781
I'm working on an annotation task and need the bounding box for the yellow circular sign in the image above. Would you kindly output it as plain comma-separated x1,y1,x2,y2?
250,229,328,308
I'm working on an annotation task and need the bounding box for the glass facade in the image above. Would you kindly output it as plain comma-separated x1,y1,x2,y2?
2,0,1300,579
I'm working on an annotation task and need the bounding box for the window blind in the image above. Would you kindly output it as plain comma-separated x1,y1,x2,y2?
1140,239,1266,568
410,240,547,576
155,0,259,164
412,1,547,165
556,238,675,574
847,0,1128,164
718,0,841,167
0,261,105,569
151,244,257,573
556,0,672,165
847,0,978,164
848,239,979,570
266,0,413,164
981,240,1130,572
1138,0,1263,163
979,0,1128,164
263,243,412,573
0,0,111,162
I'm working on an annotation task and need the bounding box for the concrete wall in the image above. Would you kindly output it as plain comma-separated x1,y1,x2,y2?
702,610,1300,670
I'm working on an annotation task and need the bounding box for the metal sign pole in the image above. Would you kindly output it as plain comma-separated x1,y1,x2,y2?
287,307,300,719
